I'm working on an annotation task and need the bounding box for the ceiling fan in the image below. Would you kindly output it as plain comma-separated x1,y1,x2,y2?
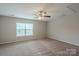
34,10,51,20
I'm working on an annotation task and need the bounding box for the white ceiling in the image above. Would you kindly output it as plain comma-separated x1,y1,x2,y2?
0,3,79,21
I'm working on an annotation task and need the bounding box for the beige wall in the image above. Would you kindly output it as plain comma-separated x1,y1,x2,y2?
0,16,47,44
1,14,79,46
47,14,79,46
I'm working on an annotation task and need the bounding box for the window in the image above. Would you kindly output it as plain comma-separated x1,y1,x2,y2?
25,24,33,36
16,23,33,36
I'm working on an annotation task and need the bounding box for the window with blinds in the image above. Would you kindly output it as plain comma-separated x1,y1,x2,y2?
16,23,33,36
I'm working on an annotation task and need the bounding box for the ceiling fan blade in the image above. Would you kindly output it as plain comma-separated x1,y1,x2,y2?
44,16,51,17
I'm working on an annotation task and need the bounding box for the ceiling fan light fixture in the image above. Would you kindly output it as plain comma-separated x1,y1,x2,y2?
34,10,51,20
